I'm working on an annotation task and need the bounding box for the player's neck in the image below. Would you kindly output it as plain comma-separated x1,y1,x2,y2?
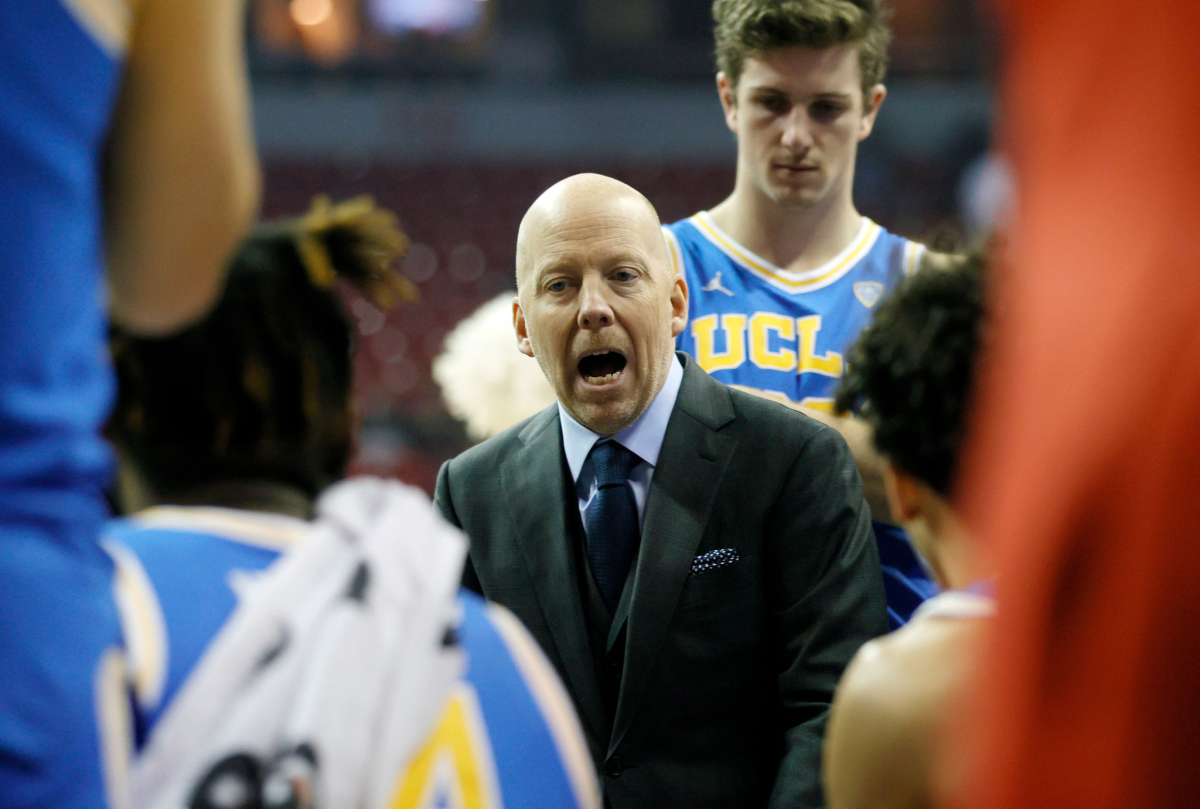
157,479,315,520
925,504,982,592
708,183,863,274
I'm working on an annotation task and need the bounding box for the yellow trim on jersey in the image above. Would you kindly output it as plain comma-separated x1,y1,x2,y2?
58,0,132,56
690,212,881,294
488,605,602,809
902,240,926,276
726,384,838,416
104,541,168,710
661,226,684,278
799,397,838,415
95,648,134,809
130,506,308,552
388,684,503,809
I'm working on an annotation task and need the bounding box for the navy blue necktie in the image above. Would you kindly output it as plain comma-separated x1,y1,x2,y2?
585,440,640,612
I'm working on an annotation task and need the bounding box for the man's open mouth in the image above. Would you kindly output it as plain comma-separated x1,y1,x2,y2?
578,350,627,384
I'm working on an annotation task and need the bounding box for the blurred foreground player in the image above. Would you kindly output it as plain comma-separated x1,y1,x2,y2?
823,254,990,809
105,199,598,809
0,0,257,805
665,0,935,628
958,3,1200,809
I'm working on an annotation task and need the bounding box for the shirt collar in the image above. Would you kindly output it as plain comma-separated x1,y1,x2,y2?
559,353,684,483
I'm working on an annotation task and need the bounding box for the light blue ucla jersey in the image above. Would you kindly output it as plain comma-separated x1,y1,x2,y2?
103,507,598,809
666,212,938,629
1,2,130,806
667,212,924,413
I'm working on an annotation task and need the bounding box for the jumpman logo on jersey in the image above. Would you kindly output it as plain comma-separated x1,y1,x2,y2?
701,272,735,297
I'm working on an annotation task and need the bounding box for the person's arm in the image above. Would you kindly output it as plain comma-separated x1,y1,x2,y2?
765,423,889,808
104,0,260,334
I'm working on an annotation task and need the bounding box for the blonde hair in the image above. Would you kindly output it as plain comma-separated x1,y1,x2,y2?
433,294,557,442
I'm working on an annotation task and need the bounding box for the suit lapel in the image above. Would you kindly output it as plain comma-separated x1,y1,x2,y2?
609,357,737,753
499,409,607,745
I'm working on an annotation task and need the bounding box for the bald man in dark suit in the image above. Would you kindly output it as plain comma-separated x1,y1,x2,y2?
435,174,887,808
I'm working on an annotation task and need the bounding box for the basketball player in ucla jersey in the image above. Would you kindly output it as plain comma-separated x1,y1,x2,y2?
665,0,935,627
0,0,258,805
104,203,598,809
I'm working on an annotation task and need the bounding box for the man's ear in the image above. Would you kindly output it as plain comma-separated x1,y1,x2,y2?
717,72,738,134
858,83,887,141
513,297,535,358
882,461,923,524
669,272,689,338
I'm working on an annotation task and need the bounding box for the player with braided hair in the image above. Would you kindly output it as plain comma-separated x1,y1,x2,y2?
108,196,413,515
104,198,598,809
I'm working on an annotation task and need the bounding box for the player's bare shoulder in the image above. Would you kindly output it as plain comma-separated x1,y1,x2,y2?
824,615,982,809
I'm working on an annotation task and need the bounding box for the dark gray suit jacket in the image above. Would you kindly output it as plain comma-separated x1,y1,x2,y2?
435,353,887,808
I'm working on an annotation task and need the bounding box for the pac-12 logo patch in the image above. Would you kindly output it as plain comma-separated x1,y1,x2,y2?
853,281,885,308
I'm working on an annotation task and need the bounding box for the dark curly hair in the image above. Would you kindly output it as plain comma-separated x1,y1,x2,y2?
834,252,986,496
108,197,413,501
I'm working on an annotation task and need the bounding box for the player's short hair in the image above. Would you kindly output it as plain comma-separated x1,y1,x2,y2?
713,0,891,101
834,251,986,496
109,197,413,500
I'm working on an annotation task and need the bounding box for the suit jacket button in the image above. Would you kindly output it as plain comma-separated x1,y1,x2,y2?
604,757,624,778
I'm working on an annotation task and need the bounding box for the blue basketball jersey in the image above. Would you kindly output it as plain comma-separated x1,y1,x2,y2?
667,212,924,411
103,507,597,809
666,213,938,628
1,3,129,806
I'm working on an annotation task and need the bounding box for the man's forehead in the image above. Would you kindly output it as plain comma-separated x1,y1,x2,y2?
530,194,656,246
532,226,654,272
517,174,665,284
537,207,647,242
740,43,862,93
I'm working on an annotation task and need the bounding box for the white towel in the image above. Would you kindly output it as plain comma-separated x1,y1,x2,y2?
131,477,467,809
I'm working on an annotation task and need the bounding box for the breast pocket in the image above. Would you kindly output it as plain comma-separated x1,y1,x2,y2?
677,554,754,608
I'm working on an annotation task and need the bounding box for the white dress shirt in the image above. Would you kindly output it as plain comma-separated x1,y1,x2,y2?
558,354,684,530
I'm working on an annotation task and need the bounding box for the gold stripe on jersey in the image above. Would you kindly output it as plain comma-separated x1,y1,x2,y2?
903,240,926,276
104,541,168,710
95,648,134,809
661,226,684,278
489,604,602,809
130,506,308,552
690,212,881,294
58,0,132,56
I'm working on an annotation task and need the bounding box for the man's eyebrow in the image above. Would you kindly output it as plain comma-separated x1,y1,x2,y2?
532,259,577,280
748,87,853,101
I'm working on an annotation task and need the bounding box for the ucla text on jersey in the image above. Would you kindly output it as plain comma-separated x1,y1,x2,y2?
667,212,925,413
